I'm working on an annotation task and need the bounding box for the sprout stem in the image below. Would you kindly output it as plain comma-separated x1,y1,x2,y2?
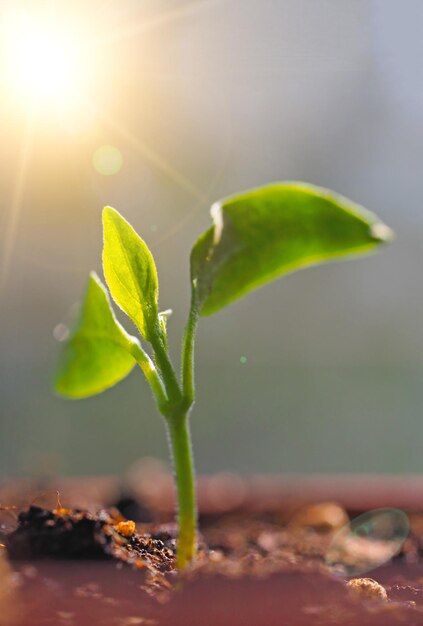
166,413,197,568
131,342,168,412
143,311,198,569
181,302,199,409
132,302,200,568
150,332,182,405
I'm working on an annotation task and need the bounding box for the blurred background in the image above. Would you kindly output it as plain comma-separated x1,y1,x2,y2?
0,0,422,479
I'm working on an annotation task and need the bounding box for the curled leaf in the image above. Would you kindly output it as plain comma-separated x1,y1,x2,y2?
190,182,393,315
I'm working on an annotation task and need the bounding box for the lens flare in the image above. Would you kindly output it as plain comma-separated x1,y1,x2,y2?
93,145,123,176
326,508,409,576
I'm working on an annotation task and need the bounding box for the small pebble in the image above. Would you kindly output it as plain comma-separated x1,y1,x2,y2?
257,531,278,552
290,502,349,532
347,577,388,602
115,520,136,538
208,550,224,563
53,508,72,517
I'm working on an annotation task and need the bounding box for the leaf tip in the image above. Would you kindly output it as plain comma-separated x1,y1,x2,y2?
102,205,118,226
87,271,108,298
370,221,395,244
103,205,116,215
88,270,100,284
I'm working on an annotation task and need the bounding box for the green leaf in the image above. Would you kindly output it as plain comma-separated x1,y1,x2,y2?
102,206,159,339
54,272,137,399
191,182,393,316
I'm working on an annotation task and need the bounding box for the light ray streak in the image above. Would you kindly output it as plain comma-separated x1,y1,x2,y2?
0,113,34,293
151,123,233,250
93,102,207,203
151,93,233,250
93,0,222,48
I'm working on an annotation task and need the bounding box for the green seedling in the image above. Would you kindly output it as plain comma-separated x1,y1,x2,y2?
54,182,393,568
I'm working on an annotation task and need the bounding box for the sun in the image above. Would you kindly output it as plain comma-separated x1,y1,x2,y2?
2,8,90,113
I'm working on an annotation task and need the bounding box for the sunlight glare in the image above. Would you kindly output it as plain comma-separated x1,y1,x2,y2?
2,9,89,112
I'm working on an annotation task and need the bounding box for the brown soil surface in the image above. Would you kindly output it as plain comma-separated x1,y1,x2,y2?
0,476,422,625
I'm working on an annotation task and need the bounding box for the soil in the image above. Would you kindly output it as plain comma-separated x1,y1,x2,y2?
0,476,422,625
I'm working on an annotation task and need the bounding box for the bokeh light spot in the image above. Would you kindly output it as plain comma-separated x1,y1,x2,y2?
53,323,70,342
240,356,247,364
93,145,123,176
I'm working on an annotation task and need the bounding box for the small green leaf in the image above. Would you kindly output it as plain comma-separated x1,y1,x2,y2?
191,182,393,315
55,272,137,399
102,206,159,339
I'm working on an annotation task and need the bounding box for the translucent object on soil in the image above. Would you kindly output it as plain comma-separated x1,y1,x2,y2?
326,508,409,576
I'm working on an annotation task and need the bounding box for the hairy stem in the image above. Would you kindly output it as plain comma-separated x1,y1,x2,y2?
150,331,182,405
166,414,197,568
130,342,168,412
181,303,199,408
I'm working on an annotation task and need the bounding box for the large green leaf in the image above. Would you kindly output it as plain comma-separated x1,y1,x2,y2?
102,206,159,339
55,272,137,399
191,182,393,315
